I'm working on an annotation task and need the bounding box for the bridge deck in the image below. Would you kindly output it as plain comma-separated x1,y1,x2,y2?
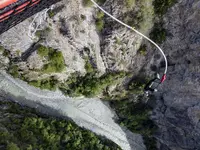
0,0,61,35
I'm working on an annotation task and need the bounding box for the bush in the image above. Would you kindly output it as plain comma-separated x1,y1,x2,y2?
43,51,65,73
150,23,167,44
85,58,94,73
35,27,51,39
0,45,4,52
6,143,20,150
137,45,147,55
96,11,104,19
96,20,104,31
126,0,135,8
82,0,93,7
29,77,58,91
37,45,65,73
37,45,49,57
153,0,177,16
8,65,19,78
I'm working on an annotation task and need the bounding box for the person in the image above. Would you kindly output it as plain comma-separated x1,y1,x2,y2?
144,73,161,96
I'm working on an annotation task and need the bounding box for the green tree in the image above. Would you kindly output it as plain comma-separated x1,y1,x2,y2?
6,143,20,150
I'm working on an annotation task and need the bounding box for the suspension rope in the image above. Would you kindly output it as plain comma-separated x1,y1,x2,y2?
90,0,168,82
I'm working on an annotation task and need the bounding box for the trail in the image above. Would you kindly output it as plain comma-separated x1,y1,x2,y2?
0,71,146,150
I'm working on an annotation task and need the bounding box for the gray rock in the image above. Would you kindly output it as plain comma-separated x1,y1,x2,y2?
151,0,200,149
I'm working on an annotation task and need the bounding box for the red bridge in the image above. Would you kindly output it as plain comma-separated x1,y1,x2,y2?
0,0,61,35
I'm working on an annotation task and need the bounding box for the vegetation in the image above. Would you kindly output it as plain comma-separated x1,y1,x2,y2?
96,11,104,19
153,0,177,16
82,0,93,7
82,0,106,7
96,20,104,31
137,45,147,55
48,5,65,18
35,27,51,39
125,0,135,8
150,23,167,44
0,101,121,150
110,99,157,150
37,45,49,57
8,65,19,78
95,11,105,31
0,46,4,52
60,71,126,97
84,57,94,73
29,77,58,91
37,45,65,73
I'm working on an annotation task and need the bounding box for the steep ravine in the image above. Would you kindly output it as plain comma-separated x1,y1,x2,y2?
151,0,200,149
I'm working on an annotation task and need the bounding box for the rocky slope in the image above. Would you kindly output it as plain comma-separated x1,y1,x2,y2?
151,0,200,149
0,0,200,150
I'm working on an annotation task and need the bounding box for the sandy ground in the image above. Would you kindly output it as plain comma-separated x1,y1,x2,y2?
0,71,146,150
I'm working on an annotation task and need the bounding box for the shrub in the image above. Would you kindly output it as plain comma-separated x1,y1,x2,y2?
35,27,51,39
81,14,86,20
0,45,4,52
85,58,94,73
82,0,93,7
8,65,19,78
37,45,65,73
96,11,104,19
153,0,177,16
126,0,135,8
37,45,49,57
29,77,58,91
150,23,167,44
43,51,65,73
6,143,20,150
137,45,147,55
96,20,104,31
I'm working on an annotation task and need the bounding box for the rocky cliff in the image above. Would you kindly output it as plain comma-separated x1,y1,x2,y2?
0,0,200,149
151,0,200,149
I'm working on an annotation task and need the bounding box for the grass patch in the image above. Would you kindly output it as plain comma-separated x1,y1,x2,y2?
0,101,121,150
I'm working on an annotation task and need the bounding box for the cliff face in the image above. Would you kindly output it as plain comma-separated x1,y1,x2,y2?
152,0,200,149
0,0,200,149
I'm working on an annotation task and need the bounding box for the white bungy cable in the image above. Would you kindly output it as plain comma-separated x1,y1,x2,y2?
90,0,168,81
